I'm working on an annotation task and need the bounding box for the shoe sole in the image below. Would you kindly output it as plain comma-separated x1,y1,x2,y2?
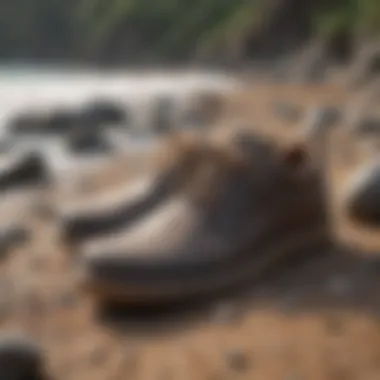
79,225,331,305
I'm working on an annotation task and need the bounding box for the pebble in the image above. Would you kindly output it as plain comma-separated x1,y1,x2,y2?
80,99,128,128
225,348,250,373
67,131,113,155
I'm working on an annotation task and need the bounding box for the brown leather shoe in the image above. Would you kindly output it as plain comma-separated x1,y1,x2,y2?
78,131,331,304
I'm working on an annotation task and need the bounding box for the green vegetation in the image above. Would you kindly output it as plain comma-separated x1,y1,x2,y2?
1,0,380,64
313,0,380,39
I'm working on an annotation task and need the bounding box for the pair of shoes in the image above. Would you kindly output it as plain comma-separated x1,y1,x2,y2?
60,131,331,305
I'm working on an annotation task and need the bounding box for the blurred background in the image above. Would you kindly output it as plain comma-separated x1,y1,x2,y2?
1,1,380,380
0,0,378,68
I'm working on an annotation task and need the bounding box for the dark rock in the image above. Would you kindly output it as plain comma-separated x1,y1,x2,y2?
66,130,113,155
44,108,78,135
9,108,77,137
0,150,51,192
343,162,380,226
8,112,47,136
79,98,128,129
0,333,45,380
